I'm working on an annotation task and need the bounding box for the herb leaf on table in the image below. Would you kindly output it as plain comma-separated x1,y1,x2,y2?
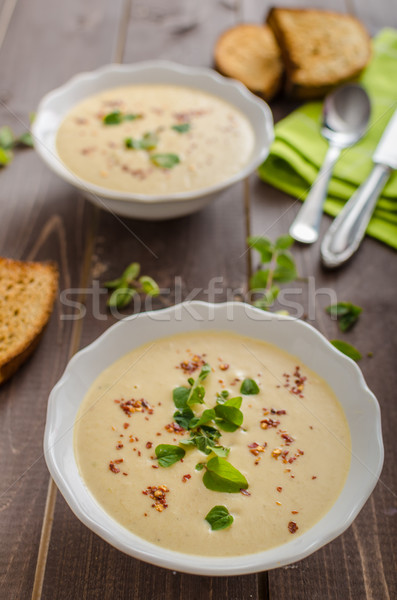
326,302,362,332
103,262,159,309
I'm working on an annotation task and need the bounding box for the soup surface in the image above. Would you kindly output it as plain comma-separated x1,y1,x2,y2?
74,331,351,556
56,84,255,195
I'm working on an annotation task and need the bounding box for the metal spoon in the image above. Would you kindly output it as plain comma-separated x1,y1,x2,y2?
289,84,371,244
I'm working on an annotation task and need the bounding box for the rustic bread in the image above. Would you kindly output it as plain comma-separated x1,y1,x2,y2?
0,257,58,384
267,8,371,98
214,23,284,100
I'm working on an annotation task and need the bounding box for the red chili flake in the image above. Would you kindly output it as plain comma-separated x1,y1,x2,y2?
240,489,251,496
138,451,141,457
271,408,287,415
114,399,121,404
178,354,205,373
119,398,153,417
260,418,280,430
277,486,283,492
182,474,191,483
165,422,186,434
156,432,162,436
248,442,267,456
288,521,299,534
109,461,120,474
114,459,123,464
291,510,299,515
281,433,294,445
146,442,153,449
116,443,124,450
152,465,159,469
122,472,128,476
219,363,229,371
142,485,169,511
312,476,317,480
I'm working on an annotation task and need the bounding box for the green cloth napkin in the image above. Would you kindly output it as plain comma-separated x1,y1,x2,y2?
258,28,397,249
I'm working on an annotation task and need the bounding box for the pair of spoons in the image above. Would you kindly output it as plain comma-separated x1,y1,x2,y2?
289,84,372,266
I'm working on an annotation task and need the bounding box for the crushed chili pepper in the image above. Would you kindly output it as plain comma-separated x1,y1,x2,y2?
240,489,251,496
119,398,153,417
142,485,169,511
219,363,229,371
146,442,153,449
277,486,282,492
260,418,280,429
116,443,124,450
288,521,298,534
165,422,186,434
178,354,205,373
182,474,191,483
109,459,123,474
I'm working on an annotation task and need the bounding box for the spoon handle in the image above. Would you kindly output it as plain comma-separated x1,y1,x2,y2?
321,163,391,268
289,143,341,244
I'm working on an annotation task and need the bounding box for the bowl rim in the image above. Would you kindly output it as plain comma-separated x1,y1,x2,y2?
44,301,384,575
32,60,274,204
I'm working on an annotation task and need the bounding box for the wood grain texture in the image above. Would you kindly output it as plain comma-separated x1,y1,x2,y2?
0,0,124,597
0,0,396,598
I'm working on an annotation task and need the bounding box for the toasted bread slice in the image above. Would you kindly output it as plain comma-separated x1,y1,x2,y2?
0,257,58,384
214,24,284,100
267,8,371,98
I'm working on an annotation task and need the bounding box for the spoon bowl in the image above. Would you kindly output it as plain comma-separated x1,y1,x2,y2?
289,84,371,244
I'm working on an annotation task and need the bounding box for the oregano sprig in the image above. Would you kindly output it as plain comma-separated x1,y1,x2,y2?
103,262,159,309
248,234,297,310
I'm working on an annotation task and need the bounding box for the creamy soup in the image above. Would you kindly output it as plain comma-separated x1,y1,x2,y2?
56,85,255,195
74,331,351,556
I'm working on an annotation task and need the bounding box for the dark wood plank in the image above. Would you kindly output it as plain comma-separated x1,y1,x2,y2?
248,93,397,599
0,0,125,598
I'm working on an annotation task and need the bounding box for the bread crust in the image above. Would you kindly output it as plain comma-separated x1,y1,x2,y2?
214,23,284,100
267,7,371,98
0,257,58,384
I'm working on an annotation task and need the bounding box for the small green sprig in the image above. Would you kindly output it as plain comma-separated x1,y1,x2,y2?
326,302,362,332
330,340,362,362
103,110,143,125
0,121,34,167
103,262,159,309
248,234,297,310
205,505,234,530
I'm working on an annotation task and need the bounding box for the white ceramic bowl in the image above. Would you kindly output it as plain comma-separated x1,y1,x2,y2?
33,62,273,220
44,301,383,576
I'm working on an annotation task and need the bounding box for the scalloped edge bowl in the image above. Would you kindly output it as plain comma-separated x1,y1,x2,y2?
44,301,383,575
32,62,273,220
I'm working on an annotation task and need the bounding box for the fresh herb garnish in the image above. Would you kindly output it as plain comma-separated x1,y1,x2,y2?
150,153,180,169
155,444,185,467
330,340,362,361
125,131,158,151
214,397,243,432
326,302,362,332
103,110,142,125
173,363,211,411
171,123,191,134
103,262,159,309
248,234,297,311
240,378,259,395
205,505,234,530
0,121,34,167
203,457,248,493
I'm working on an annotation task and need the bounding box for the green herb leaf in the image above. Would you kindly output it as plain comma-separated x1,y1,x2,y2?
107,287,136,309
124,113,143,121
205,505,234,530
172,123,191,133
247,236,274,263
275,234,294,250
189,408,216,429
330,340,362,361
215,404,243,432
0,147,12,166
203,457,248,493
141,132,158,150
250,269,269,290
272,266,297,283
173,406,194,429
125,137,142,149
185,363,211,406
0,126,15,149
103,277,123,289
240,378,259,395
103,110,123,125
326,302,362,332
195,462,205,471
276,251,296,272
150,153,180,169
155,444,185,467
173,386,190,410
121,262,141,284
216,390,230,404
139,275,159,296
210,446,230,458
16,131,34,147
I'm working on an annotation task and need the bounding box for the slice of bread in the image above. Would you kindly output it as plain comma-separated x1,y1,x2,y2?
214,24,284,100
267,8,371,98
0,257,58,384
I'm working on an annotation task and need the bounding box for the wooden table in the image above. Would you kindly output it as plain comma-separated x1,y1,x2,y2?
1,0,396,598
